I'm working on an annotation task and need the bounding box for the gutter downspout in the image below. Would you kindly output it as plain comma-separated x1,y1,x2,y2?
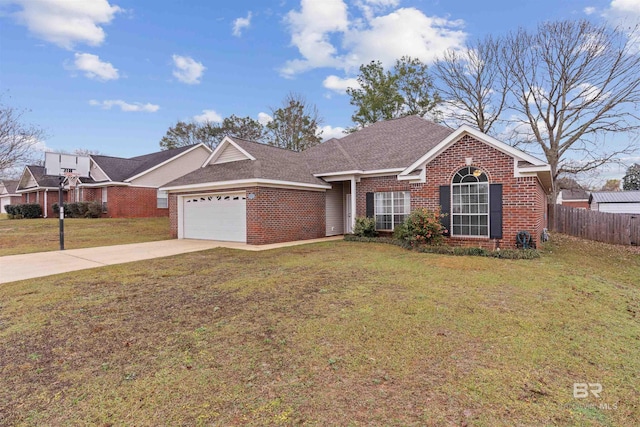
350,177,357,232
44,189,48,218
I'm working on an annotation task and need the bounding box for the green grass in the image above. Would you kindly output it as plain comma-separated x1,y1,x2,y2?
1,234,638,425
0,217,170,256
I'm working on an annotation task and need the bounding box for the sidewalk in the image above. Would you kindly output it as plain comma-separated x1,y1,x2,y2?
0,236,342,284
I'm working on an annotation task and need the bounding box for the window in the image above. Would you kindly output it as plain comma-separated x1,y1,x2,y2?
374,191,410,230
101,187,108,213
452,167,489,237
157,190,168,209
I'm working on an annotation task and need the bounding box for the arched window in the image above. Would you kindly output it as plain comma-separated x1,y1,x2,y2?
451,166,489,236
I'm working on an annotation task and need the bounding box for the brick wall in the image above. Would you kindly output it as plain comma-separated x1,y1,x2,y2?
23,190,68,218
169,186,326,244
356,135,548,249
561,200,589,209
246,187,325,245
103,186,169,218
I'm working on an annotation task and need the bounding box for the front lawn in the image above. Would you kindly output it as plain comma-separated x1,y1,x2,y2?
0,217,170,256
1,235,638,425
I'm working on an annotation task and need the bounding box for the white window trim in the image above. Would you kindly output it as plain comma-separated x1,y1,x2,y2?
374,191,410,231
451,168,490,238
157,189,168,209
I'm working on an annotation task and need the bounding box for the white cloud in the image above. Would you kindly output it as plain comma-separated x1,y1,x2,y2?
317,125,346,140
72,53,119,81
323,75,360,94
172,54,205,84
232,11,252,37
610,0,640,14
583,6,596,15
5,0,122,49
193,109,222,123
89,99,159,112
280,0,349,76
257,112,273,125
280,1,466,77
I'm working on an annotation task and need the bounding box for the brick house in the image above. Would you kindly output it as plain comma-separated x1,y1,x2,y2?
15,166,68,218
163,116,553,248
557,188,590,209
0,180,23,214
15,144,211,218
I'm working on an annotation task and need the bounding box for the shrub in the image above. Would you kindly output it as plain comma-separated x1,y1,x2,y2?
343,234,540,259
5,204,19,219
353,216,378,237
86,201,102,218
6,203,42,219
401,208,447,246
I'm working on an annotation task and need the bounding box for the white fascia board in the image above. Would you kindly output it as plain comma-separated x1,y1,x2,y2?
88,157,112,182
17,187,58,193
161,178,331,193
125,144,212,182
401,125,548,176
203,137,256,167
78,182,130,188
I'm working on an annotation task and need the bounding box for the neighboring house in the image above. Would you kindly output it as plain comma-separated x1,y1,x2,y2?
589,191,640,214
15,165,68,218
16,144,211,218
78,144,211,218
162,116,553,249
557,188,590,209
0,180,22,213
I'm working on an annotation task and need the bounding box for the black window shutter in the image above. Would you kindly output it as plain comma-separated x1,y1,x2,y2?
489,184,503,239
365,192,374,218
439,185,451,235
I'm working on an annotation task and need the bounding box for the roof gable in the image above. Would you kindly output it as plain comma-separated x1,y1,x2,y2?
401,125,547,177
0,180,19,195
204,137,255,166
17,165,61,190
90,144,204,183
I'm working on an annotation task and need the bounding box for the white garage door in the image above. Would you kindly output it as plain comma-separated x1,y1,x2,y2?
0,197,10,214
182,192,247,242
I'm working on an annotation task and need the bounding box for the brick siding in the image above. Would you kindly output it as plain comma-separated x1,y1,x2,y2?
169,186,325,244
22,190,68,218
100,186,169,218
356,135,548,249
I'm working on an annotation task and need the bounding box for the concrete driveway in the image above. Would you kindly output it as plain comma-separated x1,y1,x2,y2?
0,236,342,284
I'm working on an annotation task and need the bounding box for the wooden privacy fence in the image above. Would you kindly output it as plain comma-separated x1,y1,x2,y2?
549,204,640,246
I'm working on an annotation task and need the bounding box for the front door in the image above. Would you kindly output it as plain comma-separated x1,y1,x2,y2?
345,194,352,233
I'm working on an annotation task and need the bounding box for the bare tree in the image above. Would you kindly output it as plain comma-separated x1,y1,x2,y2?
434,35,510,134
505,20,640,198
0,101,45,177
266,93,322,152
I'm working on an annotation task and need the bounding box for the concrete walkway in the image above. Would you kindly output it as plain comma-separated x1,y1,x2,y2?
0,236,343,284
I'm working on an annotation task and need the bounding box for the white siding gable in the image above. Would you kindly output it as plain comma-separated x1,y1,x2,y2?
214,143,251,164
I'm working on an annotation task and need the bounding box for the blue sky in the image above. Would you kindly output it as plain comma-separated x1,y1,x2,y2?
0,0,637,183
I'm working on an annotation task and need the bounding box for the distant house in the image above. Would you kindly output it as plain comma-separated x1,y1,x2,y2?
0,180,22,214
589,191,640,214
162,116,553,248
557,188,590,209
15,166,67,217
15,144,211,218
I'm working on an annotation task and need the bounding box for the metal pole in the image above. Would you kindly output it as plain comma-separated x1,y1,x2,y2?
59,177,64,250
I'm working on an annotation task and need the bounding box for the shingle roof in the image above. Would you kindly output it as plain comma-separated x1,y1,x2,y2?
0,180,19,194
22,165,62,189
165,137,327,187
590,191,640,203
561,188,589,200
303,116,453,173
91,145,197,182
